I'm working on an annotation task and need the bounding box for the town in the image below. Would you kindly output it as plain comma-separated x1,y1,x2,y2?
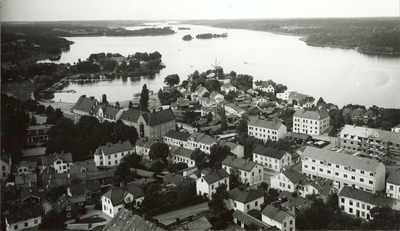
1,62,400,231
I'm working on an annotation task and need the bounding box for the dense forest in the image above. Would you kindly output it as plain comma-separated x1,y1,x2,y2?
188,18,400,55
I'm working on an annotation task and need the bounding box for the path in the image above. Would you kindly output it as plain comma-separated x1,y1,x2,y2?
153,202,209,225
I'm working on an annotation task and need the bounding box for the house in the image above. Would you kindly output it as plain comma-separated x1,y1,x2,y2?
219,140,244,158
201,98,216,107
15,173,37,189
69,160,97,174
253,146,292,172
338,186,400,220
270,169,307,193
196,169,230,200
67,180,101,205
95,105,122,122
209,91,225,103
41,152,73,174
276,90,296,101
222,155,263,185
232,210,273,230
392,124,400,133
278,191,312,216
292,109,330,135
193,85,209,99
248,118,287,142
221,83,237,94
286,132,312,144
135,138,157,159
252,96,268,106
17,184,41,208
224,103,246,117
298,178,338,201
5,205,43,231
386,172,400,200
171,97,191,111
130,168,156,179
102,182,144,217
246,88,257,96
1,154,12,181
301,146,386,193
72,95,99,122
26,124,53,145
254,81,275,94
170,146,196,167
227,186,264,213
261,205,295,231
186,132,217,154
55,195,85,220
287,92,313,108
94,141,134,167
16,161,37,176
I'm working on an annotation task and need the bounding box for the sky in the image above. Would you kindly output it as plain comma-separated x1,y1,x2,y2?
1,0,399,22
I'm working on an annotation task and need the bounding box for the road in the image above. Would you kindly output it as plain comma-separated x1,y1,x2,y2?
153,202,209,225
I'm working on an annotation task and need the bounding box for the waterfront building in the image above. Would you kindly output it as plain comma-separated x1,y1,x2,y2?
72,95,99,122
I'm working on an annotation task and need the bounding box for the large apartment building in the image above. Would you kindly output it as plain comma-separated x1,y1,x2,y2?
302,146,385,193
248,118,287,142
292,109,330,135
340,124,400,156
94,141,134,167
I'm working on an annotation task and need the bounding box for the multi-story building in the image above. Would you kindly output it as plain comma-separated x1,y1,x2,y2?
135,138,157,159
270,169,307,193
338,186,400,220
253,145,292,172
248,118,287,142
339,124,400,156
94,141,134,167
186,132,217,154
5,205,43,231
227,187,264,213
170,146,196,167
196,169,229,200
72,95,99,122
26,125,53,145
1,154,11,182
254,81,275,94
292,109,330,135
221,83,237,94
41,152,73,174
261,205,295,231
302,146,385,193
102,183,144,218
95,105,123,122
276,90,296,101
163,130,190,148
386,172,400,200
222,156,263,186
219,140,245,158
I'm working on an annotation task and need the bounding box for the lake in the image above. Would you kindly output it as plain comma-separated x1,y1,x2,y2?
49,22,400,108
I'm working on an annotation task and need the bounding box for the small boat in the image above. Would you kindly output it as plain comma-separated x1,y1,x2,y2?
244,62,248,64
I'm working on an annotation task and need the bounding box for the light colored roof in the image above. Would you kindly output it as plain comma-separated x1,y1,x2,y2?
248,118,284,130
221,83,235,89
170,146,194,159
288,92,310,101
22,147,46,157
102,208,166,231
202,169,229,184
340,125,400,144
281,169,308,184
338,186,396,207
164,130,190,141
135,138,157,149
95,141,133,156
387,172,400,185
293,109,329,120
229,187,264,203
188,132,205,142
222,156,256,172
302,146,382,172
198,135,217,145
173,216,213,231
120,108,141,122
26,124,53,131
72,95,97,113
262,205,293,223
287,132,311,140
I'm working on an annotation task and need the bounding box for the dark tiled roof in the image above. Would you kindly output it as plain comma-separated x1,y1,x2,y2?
232,210,272,230
73,95,98,113
202,169,229,184
1,154,10,163
253,145,288,159
170,146,194,159
174,216,213,231
222,156,256,172
120,108,141,122
5,205,43,224
19,186,41,202
287,132,311,140
282,170,308,184
102,208,166,231
163,173,193,186
69,160,97,174
262,205,293,223
229,187,264,203
130,168,155,178
15,173,37,186
164,130,190,142
103,187,126,206
293,109,329,120
95,141,133,156
126,182,145,198
145,109,176,126
135,138,157,149
387,172,400,185
338,186,396,207
41,152,73,166
69,180,101,196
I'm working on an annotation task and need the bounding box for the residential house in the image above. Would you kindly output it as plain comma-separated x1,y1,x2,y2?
252,96,268,106
292,109,330,135
248,118,287,142
224,103,246,117
102,182,145,217
17,184,41,208
41,152,73,174
278,191,312,216
209,91,225,103
255,81,275,94
270,169,308,193
69,160,97,174
227,187,264,213
171,97,191,111
17,161,37,176
26,124,53,145
232,210,273,230
192,85,209,100
222,156,263,186
219,140,244,158
286,132,312,144
201,98,216,107
95,105,123,122
186,132,217,154
287,92,313,108
261,205,295,231
135,138,157,159
170,146,196,167
94,141,133,167
338,186,400,220
72,95,99,122
67,180,101,205
302,146,386,193
276,90,296,101
253,146,292,172
392,124,400,133
15,173,37,189
5,205,43,231
55,195,85,220
386,172,400,200
1,154,11,181
246,88,257,96
221,83,237,94
297,177,338,201
196,169,230,200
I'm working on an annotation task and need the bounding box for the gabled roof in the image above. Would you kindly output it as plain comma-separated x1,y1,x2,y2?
163,173,193,186
188,132,205,142
288,92,310,101
248,118,284,130
198,135,217,145
135,138,157,149
202,169,229,184
96,105,121,118
222,155,256,172
387,172,400,185
253,145,288,159
338,186,396,207
95,141,133,156
120,108,141,122
102,208,166,231
69,160,97,174
293,109,329,120
103,187,126,206
262,205,293,223
232,210,272,230
173,216,213,231
281,169,308,184
69,180,101,196
126,182,145,198
15,173,37,186
73,95,98,113
41,152,73,166
302,146,381,172
164,130,190,142
195,85,209,95
19,186,41,202
219,141,240,151
221,83,235,89
5,205,43,224
229,187,264,203
143,109,176,126
170,146,194,159
210,91,224,99
287,132,311,140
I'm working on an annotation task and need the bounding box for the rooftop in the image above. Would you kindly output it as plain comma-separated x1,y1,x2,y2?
73,95,97,113
41,152,73,166
293,109,329,120
281,169,308,184
170,146,194,159
120,108,141,122
338,186,396,207
229,187,264,203
262,205,293,223
222,155,256,172
202,169,229,184
102,208,166,231
248,118,284,130
232,210,272,230
164,130,191,142
387,172,400,185
142,108,176,126
253,145,288,159
95,141,133,156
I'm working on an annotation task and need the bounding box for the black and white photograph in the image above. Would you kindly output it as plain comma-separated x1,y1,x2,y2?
1,0,400,230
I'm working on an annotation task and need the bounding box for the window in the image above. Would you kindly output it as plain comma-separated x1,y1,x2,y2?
351,176,355,180
35,219,38,224
369,180,373,185
336,165,340,168
341,198,345,203
304,165,308,168
319,168,323,172
349,200,353,206
356,202,360,207
367,205,371,210
335,172,339,176
255,201,258,206
312,167,315,170
349,208,353,213
66,205,71,211
67,213,71,218
360,178,364,182
327,170,331,174
390,185,394,190
247,204,250,210
234,203,237,208
344,174,348,178
25,222,28,227
14,225,18,230
362,204,365,209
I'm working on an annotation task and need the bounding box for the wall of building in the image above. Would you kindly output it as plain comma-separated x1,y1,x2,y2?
386,183,400,200
6,216,42,231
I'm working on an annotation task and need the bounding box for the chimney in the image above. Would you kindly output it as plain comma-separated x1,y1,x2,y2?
120,181,126,188
176,218,180,224
90,96,95,100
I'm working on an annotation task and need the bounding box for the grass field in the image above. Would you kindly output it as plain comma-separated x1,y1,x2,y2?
1,80,35,101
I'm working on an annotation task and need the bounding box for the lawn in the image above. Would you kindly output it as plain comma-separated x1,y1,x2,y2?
1,80,35,101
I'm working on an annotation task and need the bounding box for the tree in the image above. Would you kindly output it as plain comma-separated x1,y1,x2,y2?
209,145,232,169
128,101,133,109
207,184,232,230
164,74,180,86
115,101,120,109
102,94,108,105
46,108,63,124
167,162,188,173
220,109,228,131
45,105,55,116
149,142,169,163
151,160,166,173
236,116,248,139
30,113,37,126
140,84,149,111
115,153,144,183
35,104,46,115
38,210,66,230
191,149,208,169
111,120,138,145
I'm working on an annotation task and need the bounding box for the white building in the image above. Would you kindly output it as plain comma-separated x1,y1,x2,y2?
221,83,237,94
227,187,264,213
222,156,263,186
72,95,99,122
248,118,287,142
135,138,157,159
277,90,296,101
186,133,217,154
254,81,275,94
392,124,400,133
163,130,190,148
94,141,134,167
102,183,144,218
262,205,295,231
386,172,400,200
253,145,292,172
270,169,307,193
224,103,246,117
292,109,330,135
5,206,42,231
338,186,400,220
41,152,73,174
302,146,385,193
1,154,11,182
170,146,196,167
196,169,230,200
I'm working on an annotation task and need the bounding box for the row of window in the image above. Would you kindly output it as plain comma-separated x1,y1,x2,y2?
304,158,374,176
248,126,278,135
304,165,374,185
13,218,40,230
